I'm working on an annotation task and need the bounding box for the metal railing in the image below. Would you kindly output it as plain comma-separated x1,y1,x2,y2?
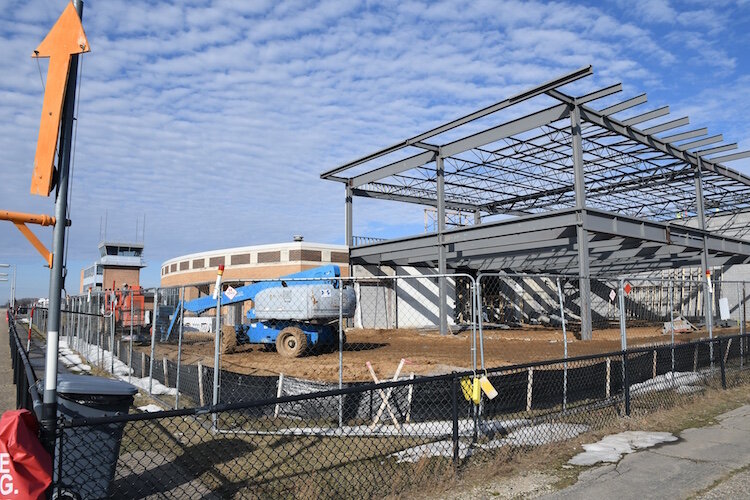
7,311,42,415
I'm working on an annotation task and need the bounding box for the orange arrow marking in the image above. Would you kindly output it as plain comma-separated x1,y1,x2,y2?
30,1,90,197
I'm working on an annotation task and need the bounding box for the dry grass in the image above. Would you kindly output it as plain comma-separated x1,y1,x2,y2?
420,382,750,499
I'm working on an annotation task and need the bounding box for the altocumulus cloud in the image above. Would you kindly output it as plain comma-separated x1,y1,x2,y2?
0,0,748,298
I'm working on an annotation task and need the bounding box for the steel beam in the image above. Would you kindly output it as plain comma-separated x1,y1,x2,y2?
351,188,480,212
578,106,750,188
678,135,723,151
621,106,670,126
575,83,623,104
441,103,571,158
709,150,750,163
696,143,737,157
660,127,707,143
320,66,592,179
351,151,436,188
642,118,691,136
598,94,647,116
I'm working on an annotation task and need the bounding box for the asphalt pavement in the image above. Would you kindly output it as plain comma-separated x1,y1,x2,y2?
0,310,17,412
545,404,750,499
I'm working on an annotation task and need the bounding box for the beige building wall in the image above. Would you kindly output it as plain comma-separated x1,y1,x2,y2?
160,242,349,288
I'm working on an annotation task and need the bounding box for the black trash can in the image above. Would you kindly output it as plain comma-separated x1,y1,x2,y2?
41,374,137,499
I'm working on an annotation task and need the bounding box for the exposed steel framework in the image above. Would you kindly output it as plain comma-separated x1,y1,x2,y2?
321,66,750,339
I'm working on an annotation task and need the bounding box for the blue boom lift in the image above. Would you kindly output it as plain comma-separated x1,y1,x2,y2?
164,265,355,357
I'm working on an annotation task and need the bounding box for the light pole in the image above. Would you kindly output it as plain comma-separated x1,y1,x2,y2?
0,264,8,308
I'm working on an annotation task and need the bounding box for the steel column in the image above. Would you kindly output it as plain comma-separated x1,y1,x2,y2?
571,103,592,340
694,159,714,345
437,154,448,335
345,182,353,248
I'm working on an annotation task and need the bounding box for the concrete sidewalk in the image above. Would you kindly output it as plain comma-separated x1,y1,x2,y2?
544,404,750,499
0,310,16,412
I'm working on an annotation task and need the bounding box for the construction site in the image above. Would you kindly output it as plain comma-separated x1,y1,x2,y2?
101,65,750,386
5,3,750,498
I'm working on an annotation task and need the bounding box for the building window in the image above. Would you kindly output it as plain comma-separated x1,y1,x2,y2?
290,249,322,262
170,263,177,272
209,256,225,267
179,261,189,271
192,259,205,269
257,251,280,263
231,253,251,265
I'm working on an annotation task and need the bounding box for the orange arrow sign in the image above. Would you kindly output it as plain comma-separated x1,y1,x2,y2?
30,1,90,197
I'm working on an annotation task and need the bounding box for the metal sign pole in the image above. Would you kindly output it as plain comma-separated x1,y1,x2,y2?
41,0,84,451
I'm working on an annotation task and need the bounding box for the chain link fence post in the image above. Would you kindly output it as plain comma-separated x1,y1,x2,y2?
451,373,459,468
175,287,185,409
338,277,344,428
149,288,158,395
669,279,675,387
618,278,629,416
556,277,568,411
719,337,727,389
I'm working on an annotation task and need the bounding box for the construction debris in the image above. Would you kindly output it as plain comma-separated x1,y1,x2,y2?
662,316,697,334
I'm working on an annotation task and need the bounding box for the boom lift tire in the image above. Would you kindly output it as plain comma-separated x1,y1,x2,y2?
276,326,307,358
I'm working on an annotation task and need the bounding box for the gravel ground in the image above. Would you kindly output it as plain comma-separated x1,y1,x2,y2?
698,466,750,499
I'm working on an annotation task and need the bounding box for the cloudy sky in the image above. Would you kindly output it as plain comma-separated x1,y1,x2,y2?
1,0,749,302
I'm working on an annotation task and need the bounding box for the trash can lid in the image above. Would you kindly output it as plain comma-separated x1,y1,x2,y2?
55,374,138,396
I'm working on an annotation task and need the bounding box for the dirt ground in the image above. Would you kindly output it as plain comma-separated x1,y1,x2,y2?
136,322,743,383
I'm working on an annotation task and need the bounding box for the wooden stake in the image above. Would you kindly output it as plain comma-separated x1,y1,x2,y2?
163,356,169,387
606,358,611,398
274,373,285,419
526,367,534,412
141,352,146,378
406,372,415,423
652,350,657,379
198,363,205,406
694,344,699,372
725,339,732,365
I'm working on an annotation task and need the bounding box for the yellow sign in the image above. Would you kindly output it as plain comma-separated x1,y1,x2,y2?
30,1,90,197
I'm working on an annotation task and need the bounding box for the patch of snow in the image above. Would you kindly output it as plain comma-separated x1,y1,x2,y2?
127,376,177,396
568,431,676,466
501,423,589,447
391,422,589,463
60,338,177,397
630,371,706,396
137,404,165,413
58,339,92,372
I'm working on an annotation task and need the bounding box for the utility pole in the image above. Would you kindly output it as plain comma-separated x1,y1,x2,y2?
41,0,84,450
0,264,8,307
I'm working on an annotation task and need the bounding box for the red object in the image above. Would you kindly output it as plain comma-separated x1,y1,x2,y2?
624,282,632,295
27,307,34,342
0,410,52,499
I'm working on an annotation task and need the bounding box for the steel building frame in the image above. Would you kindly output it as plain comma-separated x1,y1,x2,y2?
320,66,750,339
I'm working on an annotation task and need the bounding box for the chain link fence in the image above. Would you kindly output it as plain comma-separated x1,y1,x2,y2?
48,331,750,499
26,273,750,414
9,269,750,498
